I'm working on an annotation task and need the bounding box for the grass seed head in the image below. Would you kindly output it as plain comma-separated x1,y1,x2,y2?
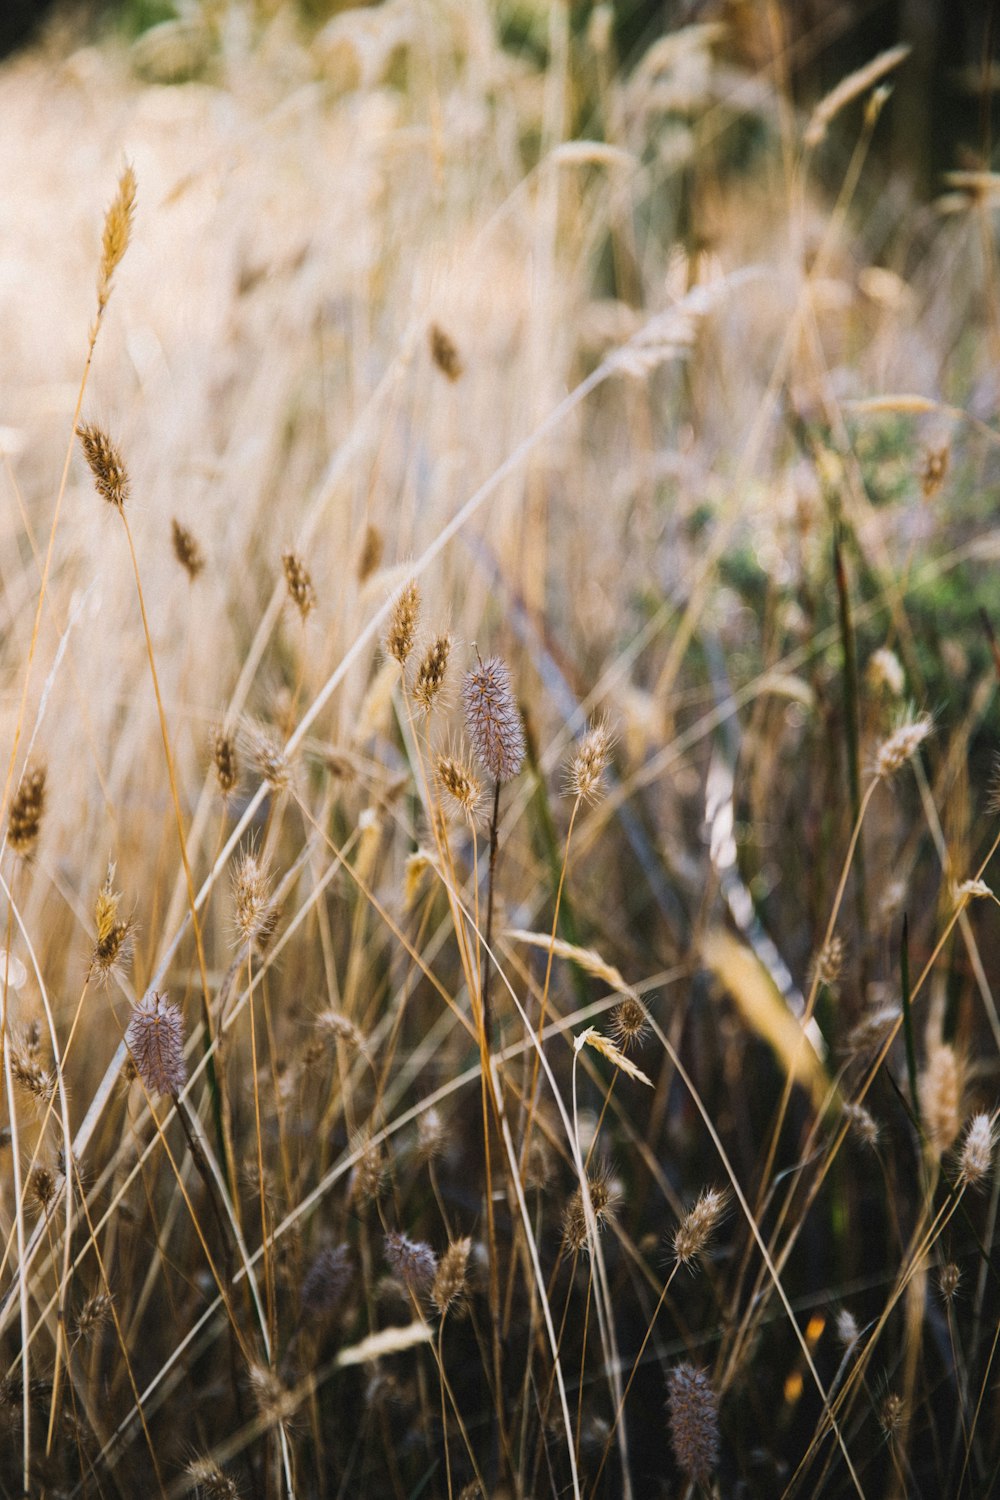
77,423,130,509
97,162,136,314
938,1263,961,1302
386,580,420,666
919,1042,962,1157
72,1292,113,1347
171,518,205,579
874,712,932,781
435,754,483,821
569,718,614,803
211,725,240,799
462,654,525,784
8,762,45,858
301,1245,353,1315
430,323,463,380
357,523,383,582
957,1111,997,1189
385,1231,438,1295
431,1236,471,1315
282,549,316,620
90,863,134,983
125,992,186,1097
186,1458,239,1499
672,1186,730,1268
243,720,289,791
666,1363,720,1486
232,851,279,952
413,634,452,713
609,994,650,1052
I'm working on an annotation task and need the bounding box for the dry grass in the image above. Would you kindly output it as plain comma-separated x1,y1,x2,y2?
1,4,999,1496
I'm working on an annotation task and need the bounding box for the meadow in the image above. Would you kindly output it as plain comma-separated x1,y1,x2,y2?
1,4,999,1496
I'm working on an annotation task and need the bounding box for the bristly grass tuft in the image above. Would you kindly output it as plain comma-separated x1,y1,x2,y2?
125,991,187,1097
462,654,525,784
77,423,130,509
386,580,420,666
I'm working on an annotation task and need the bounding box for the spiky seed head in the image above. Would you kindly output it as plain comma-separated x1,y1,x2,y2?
569,719,614,803
672,1186,730,1268
462,655,525,784
430,323,463,380
243,721,289,791
811,934,844,990
8,762,45,858
73,1292,113,1347
90,863,134,983
880,1391,905,1444
432,1237,471,1315
232,851,278,952
97,163,136,314
350,1135,386,1208
938,1263,961,1302
357,523,383,582
666,1363,720,1485
384,1231,438,1295
413,634,452,713
282,549,316,620
435,754,483,821
211,726,240,799
562,1165,619,1253
126,992,186,1097
171,518,204,580
957,1111,997,1189
919,1042,962,1157
609,995,650,1052
301,1245,353,1315
417,1106,445,1162
10,1037,55,1105
874,713,932,781
77,423,130,509
843,1101,880,1148
186,1457,239,1499
28,1166,57,1215
386,580,420,666
316,1009,366,1053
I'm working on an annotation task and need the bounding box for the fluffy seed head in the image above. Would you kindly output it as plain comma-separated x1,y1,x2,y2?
232,851,279,952
73,1292,113,1347
8,763,45,858
10,1033,54,1106
672,1186,730,1268
835,1308,859,1350
811,934,844,990
874,713,932,781
430,323,463,380
919,1042,962,1157
868,647,905,697
97,163,137,313
432,1237,471,1315
610,995,650,1052
243,721,289,790
938,1263,961,1302
28,1166,57,1216
350,1135,386,1208
90,864,134,984
880,1391,905,1444
126,992,186,1097
413,634,452,713
562,1165,619,1253
569,719,614,803
462,655,525,784
845,1003,901,1059
171,518,205,580
385,1231,438,1295
435,754,483,821
843,1101,880,1148
386,580,420,666
957,1111,997,1189
417,1106,445,1162
78,423,130,509
666,1363,720,1485
282,550,316,620
186,1458,239,1499
301,1245,353,1315
211,726,240,799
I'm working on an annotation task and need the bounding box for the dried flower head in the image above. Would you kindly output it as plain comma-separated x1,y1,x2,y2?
386,580,420,666
171,518,204,580
8,762,45,858
919,1042,963,1157
430,323,463,381
357,523,383,583
97,162,136,314
282,550,316,621
569,718,614,803
90,862,134,983
435,754,483,821
385,1231,438,1296
186,1457,239,1499
432,1237,471,1316
126,992,186,1097
301,1245,353,1315
78,423,130,509
957,1111,998,1189
413,634,452,713
666,1363,720,1486
874,712,932,781
462,655,525,784
211,725,240,800
609,994,650,1052
672,1186,730,1268
232,851,279,952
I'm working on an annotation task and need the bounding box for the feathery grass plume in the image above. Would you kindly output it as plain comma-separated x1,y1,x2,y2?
96,162,136,315
27,1166,56,1217
72,1292,112,1347
666,1363,720,1486
434,753,483,821
432,1237,471,1315
874,711,932,781
171,518,204,580
568,717,614,803
462,654,525,784
844,1101,880,1148
868,647,905,697
879,1391,906,1445
562,1164,619,1253
186,1458,239,1499
938,1263,962,1302
957,1111,998,1188
386,579,420,666
242,719,289,790
845,1002,901,1059
810,933,844,990
920,444,949,498
350,1134,386,1208
10,1036,55,1105
301,1245,353,1315
416,1106,445,1163
125,991,187,1097
672,1186,730,1268
210,725,240,799
835,1309,859,1351
609,994,650,1052
357,523,383,582
385,1231,438,1295
316,1008,366,1055
248,1363,293,1428
430,323,463,380
77,423,130,509
7,762,45,857
282,549,316,620
232,850,279,953
575,1026,653,1086
90,862,134,983
919,1042,962,1156
413,633,452,713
